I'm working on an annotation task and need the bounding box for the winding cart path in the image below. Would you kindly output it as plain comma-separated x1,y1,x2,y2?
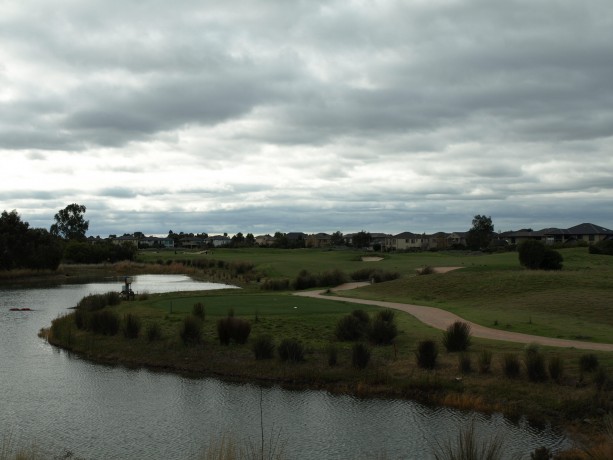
294,283,613,352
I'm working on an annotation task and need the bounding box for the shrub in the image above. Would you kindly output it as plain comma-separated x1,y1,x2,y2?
90,310,120,336
377,309,395,323
458,353,472,374
518,240,563,270
548,355,564,383
327,344,338,366
260,278,290,291
74,308,89,330
579,353,599,373
318,268,348,287
502,353,521,379
368,317,398,345
434,421,504,460
192,302,205,320
352,342,371,369
293,270,318,290
415,340,438,369
146,322,163,342
352,309,370,324
524,346,547,382
252,335,275,360
217,317,252,345
335,314,365,341
350,268,400,283
76,291,121,311
443,321,472,352
123,313,141,339
278,338,305,362
180,315,202,345
477,350,492,374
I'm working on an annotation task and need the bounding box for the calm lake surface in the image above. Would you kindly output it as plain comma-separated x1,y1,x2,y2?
0,275,571,459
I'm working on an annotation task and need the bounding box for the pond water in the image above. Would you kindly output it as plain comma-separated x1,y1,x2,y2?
0,275,571,459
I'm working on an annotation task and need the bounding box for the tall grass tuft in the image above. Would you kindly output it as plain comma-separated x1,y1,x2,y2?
477,350,492,374
123,313,141,339
90,310,120,336
278,338,305,362
502,353,521,379
180,315,202,345
327,344,338,366
252,335,275,360
368,317,398,345
579,353,599,373
524,344,547,382
335,314,364,341
433,421,505,460
217,317,252,345
458,353,472,374
443,321,472,352
352,342,371,369
146,321,163,342
415,340,438,370
548,355,564,383
192,302,205,320
76,291,121,311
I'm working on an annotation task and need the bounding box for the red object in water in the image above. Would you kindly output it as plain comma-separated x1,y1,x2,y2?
9,308,32,311
9,308,20,311
21,308,32,311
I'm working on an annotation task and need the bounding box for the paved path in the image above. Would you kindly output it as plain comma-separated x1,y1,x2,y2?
294,283,613,352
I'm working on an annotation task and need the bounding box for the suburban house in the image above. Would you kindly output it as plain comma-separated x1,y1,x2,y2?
179,237,206,249
255,234,275,246
385,232,428,251
111,235,140,247
140,236,175,248
206,235,231,248
306,233,332,248
502,223,613,246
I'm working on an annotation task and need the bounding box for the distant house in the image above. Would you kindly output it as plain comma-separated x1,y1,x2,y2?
207,235,231,248
502,223,613,246
388,232,428,251
306,233,332,248
255,234,275,246
180,237,205,249
111,235,139,248
140,236,175,249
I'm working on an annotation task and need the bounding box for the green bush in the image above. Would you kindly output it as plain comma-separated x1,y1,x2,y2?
352,309,370,324
518,240,563,270
278,338,305,362
90,310,120,336
260,278,290,291
146,322,163,342
524,346,547,382
74,308,89,330
352,342,371,369
350,268,399,283
442,321,472,352
318,269,348,287
368,317,398,345
589,239,613,256
293,270,318,290
415,340,438,369
123,313,141,339
477,350,492,374
192,302,205,320
180,315,202,345
335,314,365,341
76,291,121,311
579,353,599,373
502,353,521,379
377,309,395,323
252,335,275,360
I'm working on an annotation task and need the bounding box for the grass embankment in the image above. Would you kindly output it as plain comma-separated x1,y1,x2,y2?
37,246,613,452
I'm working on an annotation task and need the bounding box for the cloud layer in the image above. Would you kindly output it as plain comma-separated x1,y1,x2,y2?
2,0,613,236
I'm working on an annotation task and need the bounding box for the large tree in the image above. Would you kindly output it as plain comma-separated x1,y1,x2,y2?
352,230,372,249
466,215,494,250
50,203,89,241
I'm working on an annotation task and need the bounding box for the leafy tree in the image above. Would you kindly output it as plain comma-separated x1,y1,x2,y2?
50,203,89,241
352,230,372,249
331,231,345,246
466,215,494,250
273,231,288,248
245,233,255,246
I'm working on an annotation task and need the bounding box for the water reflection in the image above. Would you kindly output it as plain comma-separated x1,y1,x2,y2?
0,275,570,459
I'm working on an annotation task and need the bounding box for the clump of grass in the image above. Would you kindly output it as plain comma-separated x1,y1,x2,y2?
477,350,492,374
502,353,521,379
433,420,505,460
192,302,205,320
326,344,338,366
217,317,252,345
137,291,150,301
548,355,564,383
416,340,438,370
335,315,365,341
76,291,121,311
90,310,120,336
351,342,371,369
146,322,163,342
252,335,275,360
579,353,599,373
458,353,472,374
524,345,547,382
123,313,141,339
443,321,472,352
368,314,398,345
180,315,202,345
278,338,305,362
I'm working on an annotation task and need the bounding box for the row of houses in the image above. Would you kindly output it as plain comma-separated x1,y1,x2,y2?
103,222,613,251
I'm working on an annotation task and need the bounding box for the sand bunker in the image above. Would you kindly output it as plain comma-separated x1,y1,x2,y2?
361,257,384,262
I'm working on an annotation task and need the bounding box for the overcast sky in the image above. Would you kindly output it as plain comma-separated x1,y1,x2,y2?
2,0,613,237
